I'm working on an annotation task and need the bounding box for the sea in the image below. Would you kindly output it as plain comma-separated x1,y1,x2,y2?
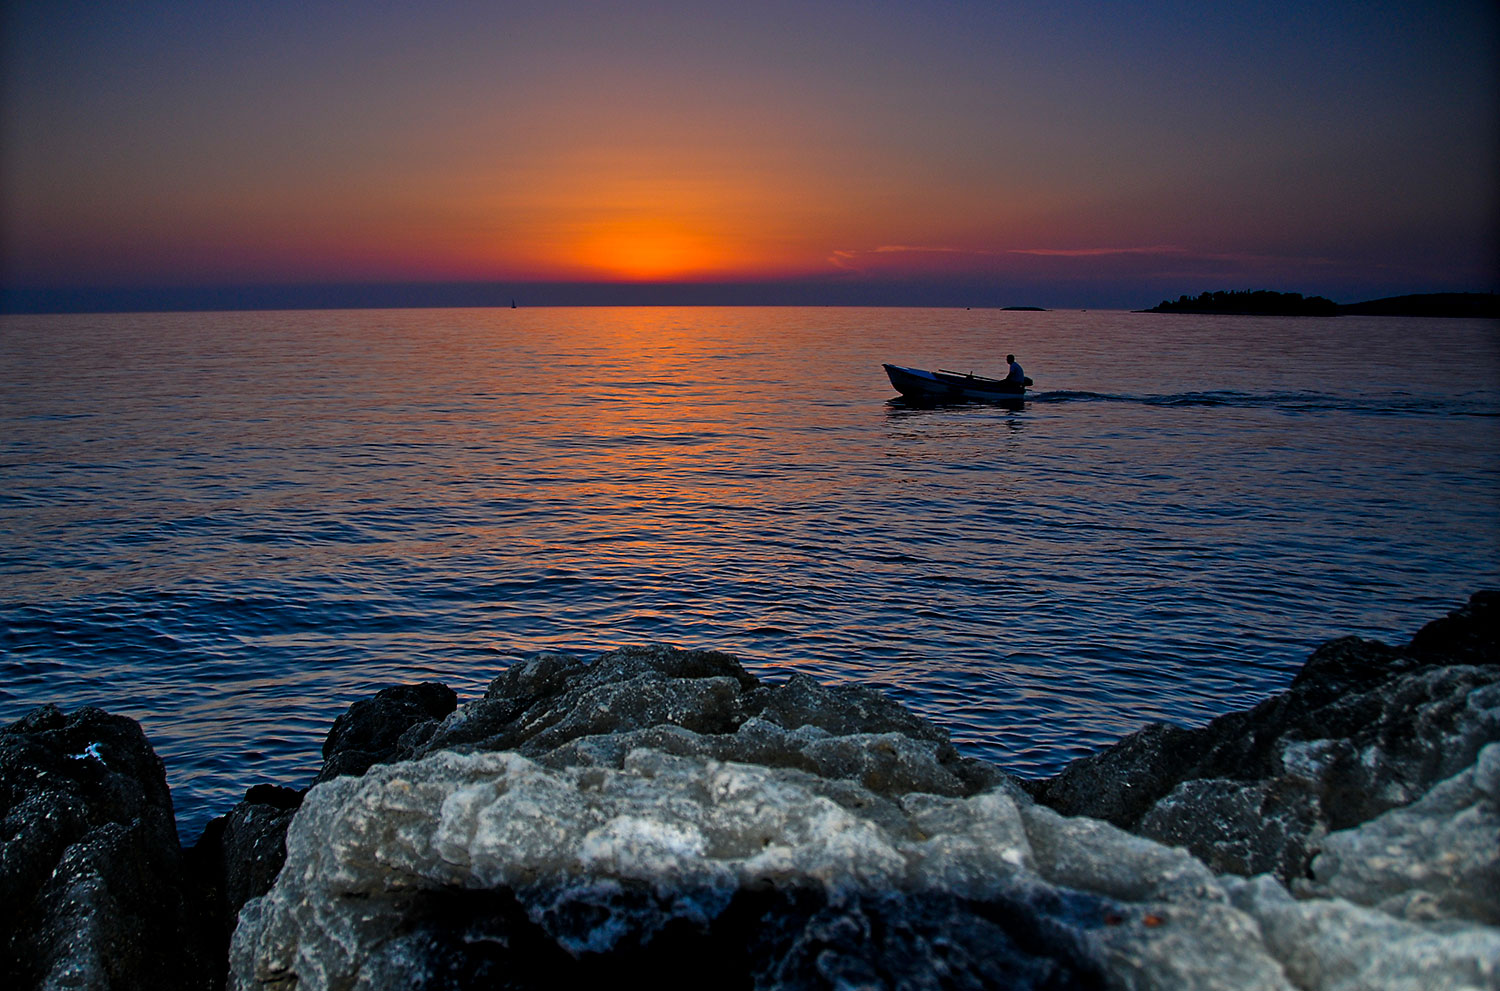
2,306,1497,841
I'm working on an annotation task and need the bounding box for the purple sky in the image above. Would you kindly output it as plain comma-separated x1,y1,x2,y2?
3,0,1496,309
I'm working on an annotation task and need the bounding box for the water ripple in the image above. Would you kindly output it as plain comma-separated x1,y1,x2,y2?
1,307,1496,840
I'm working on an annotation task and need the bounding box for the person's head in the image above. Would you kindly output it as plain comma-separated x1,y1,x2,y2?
1006,354,1016,363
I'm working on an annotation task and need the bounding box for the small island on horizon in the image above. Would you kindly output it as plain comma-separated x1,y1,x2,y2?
1143,289,1499,318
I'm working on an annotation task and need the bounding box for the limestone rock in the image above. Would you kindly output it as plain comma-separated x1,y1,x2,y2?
744,670,950,743
414,647,754,758
405,645,1007,798
1037,591,1500,881
189,680,455,954
1296,741,1500,925
208,644,1015,976
229,749,1295,991
222,593,1500,989
1228,875,1500,991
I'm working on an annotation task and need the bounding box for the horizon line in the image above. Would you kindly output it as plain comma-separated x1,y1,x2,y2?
0,279,1113,315
3,280,1492,316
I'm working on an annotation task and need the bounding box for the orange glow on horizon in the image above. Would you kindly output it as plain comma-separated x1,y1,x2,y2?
455,142,847,284
571,219,727,282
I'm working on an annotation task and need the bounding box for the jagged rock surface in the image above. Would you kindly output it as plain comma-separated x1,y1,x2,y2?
305,646,1011,800
227,596,1500,991
1216,738,1500,990
0,704,216,991
230,749,1292,991
1295,741,1500,925
198,646,1014,961
1228,875,1500,991
1036,591,1500,881
12,595,1498,990
188,682,457,948
229,744,1500,991
314,682,457,784
400,647,1002,795
190,783,306,948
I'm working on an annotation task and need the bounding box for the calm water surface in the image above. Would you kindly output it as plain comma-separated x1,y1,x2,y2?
3,307,1497,839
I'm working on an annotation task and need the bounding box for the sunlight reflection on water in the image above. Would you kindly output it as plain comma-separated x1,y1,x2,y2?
1,306,1497,838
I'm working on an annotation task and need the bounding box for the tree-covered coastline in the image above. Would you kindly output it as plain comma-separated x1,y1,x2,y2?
1143,290,1498,317
1146,290,1340,316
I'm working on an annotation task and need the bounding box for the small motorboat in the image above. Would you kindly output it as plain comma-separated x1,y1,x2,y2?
883,363,1029,405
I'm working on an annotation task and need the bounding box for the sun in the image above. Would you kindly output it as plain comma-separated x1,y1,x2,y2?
574,219,724,281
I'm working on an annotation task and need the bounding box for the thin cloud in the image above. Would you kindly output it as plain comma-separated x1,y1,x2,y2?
829,244,998,271
872,245,991,255
828,243,1337,274
838,244,1178,265
1007,245,1185,257
1008,246,1339,267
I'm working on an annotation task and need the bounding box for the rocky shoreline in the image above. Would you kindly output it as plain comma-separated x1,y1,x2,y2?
3,592,1496,990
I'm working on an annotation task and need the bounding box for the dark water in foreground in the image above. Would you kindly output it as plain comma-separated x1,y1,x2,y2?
2,306,1497,839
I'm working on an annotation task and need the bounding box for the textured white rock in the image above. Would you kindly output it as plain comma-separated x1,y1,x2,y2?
1229,875,1500,991
1299,742,1500,924
231,747,1297,991
1019,801,1225,904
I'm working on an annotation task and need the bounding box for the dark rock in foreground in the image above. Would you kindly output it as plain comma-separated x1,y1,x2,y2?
0,705,216,990
228,595,1499,991
192,646,1012,963
7,592,1498,990
191,683,455,939
190,783,305,951
314,682,457,785
326,645,1007,798
1035,591,1499,883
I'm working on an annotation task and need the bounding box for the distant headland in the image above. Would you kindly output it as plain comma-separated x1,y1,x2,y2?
1143,290,1499,318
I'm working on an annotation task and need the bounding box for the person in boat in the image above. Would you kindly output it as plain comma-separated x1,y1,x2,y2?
1005,354,1027,388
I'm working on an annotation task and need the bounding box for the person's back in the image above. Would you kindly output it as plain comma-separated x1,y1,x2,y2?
1005,354,1026,387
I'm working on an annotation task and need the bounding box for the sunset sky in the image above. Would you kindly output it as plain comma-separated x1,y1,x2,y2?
2,0,1496,309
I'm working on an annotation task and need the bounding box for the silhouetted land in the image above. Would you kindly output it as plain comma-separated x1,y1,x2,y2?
1144,290,1498,318
1337,293,1499,318
1145,290,1340,316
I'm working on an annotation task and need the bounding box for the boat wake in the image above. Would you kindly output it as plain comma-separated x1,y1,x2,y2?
1029,389,1498,418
